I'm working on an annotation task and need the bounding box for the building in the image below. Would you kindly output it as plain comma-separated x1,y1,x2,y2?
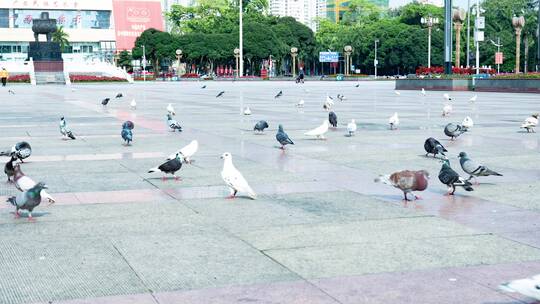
269,0,320,32
0,0,163,62
326,0,389,23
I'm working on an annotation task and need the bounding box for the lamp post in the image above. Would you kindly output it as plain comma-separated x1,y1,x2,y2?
175,49,182,77
239,0,244,77
466,0,471,67
512,15,525,74
234,48,240,78
490,38,503,74
421,15,439,69
290,47,298,77
142,45,146,82
443,0,453,74
453,8,466,68
374,39,379,78
344,45,352,76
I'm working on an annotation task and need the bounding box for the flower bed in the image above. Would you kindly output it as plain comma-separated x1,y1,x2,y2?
181,73,200,78
9,74,30,83
416,66,495,75
70,74,127,82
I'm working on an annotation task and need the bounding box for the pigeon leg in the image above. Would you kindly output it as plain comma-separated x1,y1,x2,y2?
226,189,237,200
162,176,167,182
414,194,423,200
27,212,35,222
174,175,182,182
403,192,410,201
14,209,20,219
450,185,456,195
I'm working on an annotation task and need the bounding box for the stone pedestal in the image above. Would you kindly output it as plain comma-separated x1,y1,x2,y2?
28,42,62,62
28,42,65,84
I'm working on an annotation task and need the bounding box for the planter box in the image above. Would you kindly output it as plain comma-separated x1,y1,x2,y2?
396,78,472,91
474,79,540,93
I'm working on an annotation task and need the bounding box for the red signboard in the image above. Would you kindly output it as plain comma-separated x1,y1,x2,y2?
112,0,164,51
495,52,503,65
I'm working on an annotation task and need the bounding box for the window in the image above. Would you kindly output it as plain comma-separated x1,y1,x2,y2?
13,9,111,29
0,45,11,53
0,9,8,28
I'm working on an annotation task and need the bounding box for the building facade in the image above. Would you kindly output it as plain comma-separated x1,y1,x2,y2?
0,0,163,62
269,0,319,32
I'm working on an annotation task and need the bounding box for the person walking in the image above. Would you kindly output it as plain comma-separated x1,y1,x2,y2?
0,67,8,87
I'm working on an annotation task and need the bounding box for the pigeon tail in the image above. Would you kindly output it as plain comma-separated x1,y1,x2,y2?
485,168,503,176
67,131,76,140
7,196,16,206
374,175,392,185
148,167,159,173
246,188,257,200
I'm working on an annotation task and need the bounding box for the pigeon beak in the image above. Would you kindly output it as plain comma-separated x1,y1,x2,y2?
42,185,48,189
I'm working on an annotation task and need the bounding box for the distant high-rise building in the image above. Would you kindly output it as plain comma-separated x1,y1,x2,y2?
269,0,321,32
326,0,389,23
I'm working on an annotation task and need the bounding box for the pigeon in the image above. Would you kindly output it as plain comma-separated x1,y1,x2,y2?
443,93,452,101
148,154,183,180
304,120,329,139
243,107,251,115
462,116,474,130
276,124,294,149
220,152,256,200
121,121,134,145
442,103,453,117
320,75,327,80
7,182,48,221
167,140,199,163
438,159,474,195
13,164,55,203
444,123,467,140
274,90,283,99
337,94,346,102
0,142,32,162
347,119,357,136
216,91,225,98
458,152,502,183
166,103,176,116
421,88,426,96
328,112,338,128
355,83,360,88
4,156,16,182
323,95,334,111
469,95,477,103
166,114,182,132
130,99,137,109
500,274,540,301
115,93,123,98
201,85,207,89
296,99,305,107
59,117,76,140
389,112,399,130
521,114,539,133
253,120,269,133
101,98,110,106
424,137,447,158
8,89,15,94
395,91,401,96
375,170,430,201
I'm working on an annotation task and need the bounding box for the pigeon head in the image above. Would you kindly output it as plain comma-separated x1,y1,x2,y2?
533,113,539,119
35,182,48,190
458,152,468,159
351,119,355,124
60,117,64,120
278,125,284,132
220,152,232,160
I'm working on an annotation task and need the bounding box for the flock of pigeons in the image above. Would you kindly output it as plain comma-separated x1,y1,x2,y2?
2,85,540,300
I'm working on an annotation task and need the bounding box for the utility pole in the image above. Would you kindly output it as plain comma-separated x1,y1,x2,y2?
239,0,244,77
490,38,503,74
374,39,379,78
142,45,146,82
444,0,453,74
466,0,471,67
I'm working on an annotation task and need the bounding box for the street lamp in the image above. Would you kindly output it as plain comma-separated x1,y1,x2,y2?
239,0,244,77
421,15,439,69
374,39,379,78
142,45,146,82
234,48,240,78
344,45,353,76
512,15,525,74
443,0,453,74
489,38,503,74
175,49,182,77
290,47,298,77
453,8,466,68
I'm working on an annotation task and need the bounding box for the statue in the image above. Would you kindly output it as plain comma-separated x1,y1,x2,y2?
32,12,57,42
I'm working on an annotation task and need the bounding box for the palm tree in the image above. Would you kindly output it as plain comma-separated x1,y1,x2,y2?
52,26,70,52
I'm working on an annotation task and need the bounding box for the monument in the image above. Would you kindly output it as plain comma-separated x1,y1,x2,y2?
28,12,65,84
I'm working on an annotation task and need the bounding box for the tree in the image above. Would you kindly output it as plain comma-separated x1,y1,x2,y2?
117,50,133,71
52,26,69,52
132,29,177,74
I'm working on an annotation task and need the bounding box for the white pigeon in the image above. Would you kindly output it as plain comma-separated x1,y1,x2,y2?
14,165,55,204
500,274,540,301
323,95,334,111
469,95,477,102
166,103,176,115
443,93,452,101
521,114,539,133
395,91,401,96
462,116,474,129
442,103,453,117
243,107,251,115
304,120,329,139
130,99,137,109
421,88,426,96
296,99,305,107
167,140,199,163
347,119,357,136
389,112,399,130
220,152,257,200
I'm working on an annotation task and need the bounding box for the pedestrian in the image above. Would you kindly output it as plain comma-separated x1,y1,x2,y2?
0,67,8,87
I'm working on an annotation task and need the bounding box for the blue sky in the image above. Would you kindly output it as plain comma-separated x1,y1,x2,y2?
389,0,471,9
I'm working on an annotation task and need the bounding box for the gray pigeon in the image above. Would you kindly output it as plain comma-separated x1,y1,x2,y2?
216,91,225,98
115,93,123,98
438,159,474,195
166,114,182,132
444,123,467,140
102,98,110,105
424,137,447,158
276,124,294,149
274,90,283,98
458,152,502,183
4,156,16,182
329,112,338,128
60,117,76,140
148,154,183,180
7,182,48,221
0,142,32,162
254,120,269,133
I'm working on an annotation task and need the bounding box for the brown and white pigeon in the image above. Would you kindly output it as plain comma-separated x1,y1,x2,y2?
375,170,430,201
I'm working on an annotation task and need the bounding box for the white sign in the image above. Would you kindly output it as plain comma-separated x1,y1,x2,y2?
319,52,339,63
475,17,485,29
474,31,484,42
374,59,378,66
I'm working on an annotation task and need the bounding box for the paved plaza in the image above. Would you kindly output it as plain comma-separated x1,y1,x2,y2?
0,81,539,304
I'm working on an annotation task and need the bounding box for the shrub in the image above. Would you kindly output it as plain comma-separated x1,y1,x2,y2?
70,74,127,82
9,74,30,83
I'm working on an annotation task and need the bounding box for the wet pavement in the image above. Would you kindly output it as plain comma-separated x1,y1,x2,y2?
0,81,539,304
